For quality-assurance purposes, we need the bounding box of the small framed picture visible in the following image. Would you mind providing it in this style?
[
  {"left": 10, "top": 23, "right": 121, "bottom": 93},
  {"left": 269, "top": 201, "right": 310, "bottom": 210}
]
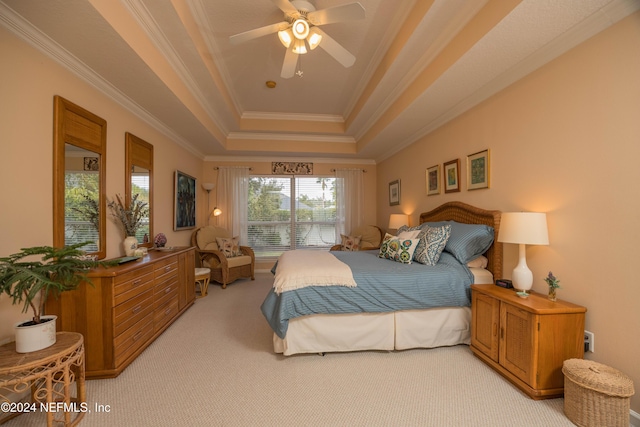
[
  {"left": 426, "top": 165, "right": 440, "bottom": 195},
  {"left": 83, "top": 157, "right": 99, "bottom": 171},
  {"left": 389, "top": 180, "right": 400, "bottom": 206},
  {"left": 467, "top": 149, "right": 490, "bottom": 190},
  {"left": 443, "top": 159, "right": 460, "bottom": 193},
  {"left": 174, "top": 170, "right": 196, "bottom": 230}
]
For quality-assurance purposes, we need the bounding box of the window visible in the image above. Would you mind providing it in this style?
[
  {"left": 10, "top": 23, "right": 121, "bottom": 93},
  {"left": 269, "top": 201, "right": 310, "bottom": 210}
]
[
  {"left": 248, "top": 176, "right": 337, "bottom": 258},
  {"left": 64, "top": 171, "right": 100, "bottom": 252}
]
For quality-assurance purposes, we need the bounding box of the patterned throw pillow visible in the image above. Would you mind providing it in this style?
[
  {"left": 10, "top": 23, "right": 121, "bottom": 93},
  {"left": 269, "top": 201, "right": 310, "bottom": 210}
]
[
  {"left": 215, "top": 236, "right": 243, "bottom": 258},
  {"left": 414, "top": 225, "right": 451, "bottom": 266},
  {"left": 397, "top": 224, "right": 451, "bottom": 265},
  {"left": 340, "top": 234, "right": 362, "bottom": 251},
  {"left": 378, "top": 236, "right": 420, "bottom": 264}
]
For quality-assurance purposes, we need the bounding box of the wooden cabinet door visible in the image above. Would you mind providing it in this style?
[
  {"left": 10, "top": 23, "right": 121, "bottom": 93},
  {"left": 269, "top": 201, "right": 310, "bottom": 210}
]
[
  {"left": 471, "top": 292, "right": 500, "bottom": 362},
  {"left": 500, "top": 303, "right": 536, "bottom": 386}
]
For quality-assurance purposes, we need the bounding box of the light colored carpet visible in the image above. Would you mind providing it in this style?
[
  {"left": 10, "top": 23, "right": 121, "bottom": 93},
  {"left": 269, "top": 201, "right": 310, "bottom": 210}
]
[{"left": 6, "top": 273, "right": 575, "bottom": 426}]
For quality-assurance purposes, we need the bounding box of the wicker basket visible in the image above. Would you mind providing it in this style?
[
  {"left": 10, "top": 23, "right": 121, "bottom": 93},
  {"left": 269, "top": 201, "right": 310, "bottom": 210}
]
[{"left": 562, "top": 359, "right": 635, "bottom": 427}]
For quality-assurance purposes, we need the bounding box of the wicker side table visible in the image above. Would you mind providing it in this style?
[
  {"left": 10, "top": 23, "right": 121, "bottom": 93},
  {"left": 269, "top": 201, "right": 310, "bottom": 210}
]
[{"left": 0, "top": 331, "right": 86, "bottom": 427}]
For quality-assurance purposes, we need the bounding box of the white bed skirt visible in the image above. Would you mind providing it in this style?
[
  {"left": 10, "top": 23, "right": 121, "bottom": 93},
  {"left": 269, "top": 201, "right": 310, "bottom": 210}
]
[
  {"left": 273, "top": 307, "right": 472, "bottom": 355},
  {"left": 272, "top": 268, "right": 492, "bottom": 356}
]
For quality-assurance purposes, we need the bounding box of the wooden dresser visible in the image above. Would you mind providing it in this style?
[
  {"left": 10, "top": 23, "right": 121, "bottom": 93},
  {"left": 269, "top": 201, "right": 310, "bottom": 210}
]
[
  {"left": 46, "top": 247, "right": 195, "bottom": 379},
  {"left": 470, "top": 284, "right": 586, "bottom": 399}
]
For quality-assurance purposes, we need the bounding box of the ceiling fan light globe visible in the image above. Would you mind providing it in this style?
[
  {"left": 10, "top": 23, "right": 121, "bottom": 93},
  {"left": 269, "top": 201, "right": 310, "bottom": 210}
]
[
  {"left": 292, "top": 19, "right": 309, "bottom": 40},
  {"left": 307, "top": 30, "right": 322, "bottom": 50},
  {"left": 292, "top": 38, "right": 307, "bottom": 54},
  {"left": 278, "top": 29, "right": 293, "bottom": 48}
]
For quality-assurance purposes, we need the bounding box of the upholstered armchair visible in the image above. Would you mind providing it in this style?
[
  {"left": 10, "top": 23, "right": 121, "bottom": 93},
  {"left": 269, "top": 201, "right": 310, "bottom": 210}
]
[
  {"left": 330, "top": 225, "right": 384, "bottom": 251},
  {"left": 191, "top": 226, "right": 255, "bottom": 289}
]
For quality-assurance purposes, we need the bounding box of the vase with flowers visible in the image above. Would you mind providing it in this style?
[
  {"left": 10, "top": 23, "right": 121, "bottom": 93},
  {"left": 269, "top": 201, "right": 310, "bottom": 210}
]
[
  {"left": 544, "top": 271, "right": 561, "bottom": 301},
  {"left": 108, "top": 194, "right": 149, "bottom": 256}
]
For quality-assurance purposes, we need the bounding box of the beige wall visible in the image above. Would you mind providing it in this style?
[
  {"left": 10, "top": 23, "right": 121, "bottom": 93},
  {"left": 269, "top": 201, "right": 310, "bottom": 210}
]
[
  {"left": 202, "top": 160, "right": 377, "bottom": 270},
  {"left": 0, "top": 28, "right": 203, "bottom": 342},
  {"left": 377, "top": 12, "right": 640, "bottom": 412}
]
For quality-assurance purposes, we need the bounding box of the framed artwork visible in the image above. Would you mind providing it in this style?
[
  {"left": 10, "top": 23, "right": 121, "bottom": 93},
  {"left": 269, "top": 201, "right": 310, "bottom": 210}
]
[
  {"left": 174, "top": 170, "right": 196, "bottom": 230},
  {"left": 426, "top": 165, "right": 440, "bottom": 195},
  {"left": 443, "top": 159, "right": 460, "bottom": 193},
  {"left": 467, "top": 149, "right": 490, "bottom": 190},
  {"left": 272, "top": 162, "right": 313, "bottom": 175},
  {"left": 83, "top": 157, "right": 99, "bottom": 171},
  {"left": 389, "top": 180, "right": 400, "bottom": 206}
]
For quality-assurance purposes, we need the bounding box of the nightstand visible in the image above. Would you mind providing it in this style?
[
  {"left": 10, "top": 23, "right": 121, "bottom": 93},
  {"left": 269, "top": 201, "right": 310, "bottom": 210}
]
[{"left": 470, "top": 284, "right": 586, "bottom": 399}]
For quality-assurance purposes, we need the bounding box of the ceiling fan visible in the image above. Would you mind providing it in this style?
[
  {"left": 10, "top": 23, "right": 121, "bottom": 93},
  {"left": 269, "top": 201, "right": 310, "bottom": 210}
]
[{"left": 229, "top": 0, "right": 365, "bottom": 78}]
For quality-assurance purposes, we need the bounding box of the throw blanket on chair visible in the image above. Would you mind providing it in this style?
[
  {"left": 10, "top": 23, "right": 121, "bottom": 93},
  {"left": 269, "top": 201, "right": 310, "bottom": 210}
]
[{"left": 273, "top": 250, "right": 357, "bottom": 294}]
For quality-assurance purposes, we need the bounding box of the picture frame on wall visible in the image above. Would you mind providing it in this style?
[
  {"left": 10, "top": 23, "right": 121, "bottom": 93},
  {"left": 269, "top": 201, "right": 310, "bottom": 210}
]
[
  {"left": 467, "top": 149, "right": 490, "bottom": 190},
  {"left": 389, "top": 180, "right": 400, "bottom": 206},
  {"left": 174, "top": 170, "right": 196, "bottom": 230},
  {"left": 443, "top": 159, "right": 461, "bottom": 193},
  {"left": 426, "top": 165, "right": 440, "bottom": 195}
]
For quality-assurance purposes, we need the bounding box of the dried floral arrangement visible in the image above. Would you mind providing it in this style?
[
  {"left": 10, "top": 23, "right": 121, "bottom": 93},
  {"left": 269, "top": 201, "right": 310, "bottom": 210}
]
[{"left": 107, "top": 193, "right": 149, "bottom": 237}]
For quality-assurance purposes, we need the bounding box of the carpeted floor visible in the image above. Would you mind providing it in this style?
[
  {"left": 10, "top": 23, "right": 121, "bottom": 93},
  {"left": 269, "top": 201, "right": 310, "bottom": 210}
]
[{"left": 5, "top": 273, "right": 575, "bottom": 426}]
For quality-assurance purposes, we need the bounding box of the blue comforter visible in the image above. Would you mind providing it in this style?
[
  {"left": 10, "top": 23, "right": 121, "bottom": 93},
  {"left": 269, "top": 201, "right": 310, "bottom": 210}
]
[{"left": 261, "top": 250, "right": 474, "bottom": 338}]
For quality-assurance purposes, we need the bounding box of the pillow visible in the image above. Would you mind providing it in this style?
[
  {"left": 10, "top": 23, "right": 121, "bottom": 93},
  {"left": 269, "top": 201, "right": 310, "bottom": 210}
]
[
  {"left": 396, "top": 224, "right": 450, "bottom": 265},
  {"left": 215, "top": 236, "right": 243, "bottom": 258},
  {"left": 467, "top": 255, "right": 488, "bottom": 269},
  {"left": 340, "top": 234, "right": 362, "bottom": 251},
  {"left": 397, "top": 229, "right": 421, "bottom": 239},
  {"left": 378, "top": 236, "right": 420, "bottom": 264},
  {"left": 414, "top": 225, "right": 451, "bottom": 266},
  {"left": 424, "top": 221, "right": 494, "bottom": 264}
]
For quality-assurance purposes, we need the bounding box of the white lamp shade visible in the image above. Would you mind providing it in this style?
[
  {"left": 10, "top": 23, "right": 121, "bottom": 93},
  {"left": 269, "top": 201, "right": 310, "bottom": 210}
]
[
  {"left": 212, "top": 207, "right": 222, "bottom": 217},
  {"left": 202, "top": 183, "right": 215, "bottom": 191},
  {"left": 498, "top": 212, "right": 549, "bottom": 245},
  {"left": 388, "top": 214, "right": 408, "bottom": 230}
]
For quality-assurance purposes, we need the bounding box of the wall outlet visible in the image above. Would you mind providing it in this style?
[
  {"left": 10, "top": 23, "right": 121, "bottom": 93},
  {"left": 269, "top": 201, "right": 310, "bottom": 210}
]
[{"left": 584, "top": 330, "right": 594, "bottom": 353}]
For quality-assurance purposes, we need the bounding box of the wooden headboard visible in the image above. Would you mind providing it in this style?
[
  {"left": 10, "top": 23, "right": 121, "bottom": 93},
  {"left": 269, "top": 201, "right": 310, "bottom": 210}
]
[{"left": 419, "top": 201, "right": 502, "bottom": 279}]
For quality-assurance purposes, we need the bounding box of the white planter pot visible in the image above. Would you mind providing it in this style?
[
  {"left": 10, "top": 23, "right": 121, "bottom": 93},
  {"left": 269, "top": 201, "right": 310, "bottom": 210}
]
[
  {"left": 123, "top": 236, "right": 138, "bottom": 256},
  {"left": 14, "top": 315, "right": 57, "bottom": 353}
]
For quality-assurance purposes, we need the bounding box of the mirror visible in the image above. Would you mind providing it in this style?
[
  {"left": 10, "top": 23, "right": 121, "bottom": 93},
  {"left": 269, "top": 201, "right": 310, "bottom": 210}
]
[
  {"left": 125, "top": 133, "right": 153, "bottom": 247},
  {"left": 54, "top": 96, "right": 107, "bottom": 259}
]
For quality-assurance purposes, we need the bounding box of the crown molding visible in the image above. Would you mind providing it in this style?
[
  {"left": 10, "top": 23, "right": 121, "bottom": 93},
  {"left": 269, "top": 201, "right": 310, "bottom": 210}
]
[
  {"left": 204, "top": 155, "right": 376, "bottom": 165},
  {"left": 0, "top": 2, "right": 206, "bottom": 159},
  {"left": 241, "top": 111, "right": 345, "bottom": 123},
  {"left": 227, "top": 132, "right": 355, "bottom": 143},
  {"left": 376, "top": 0, "right": 640, "bottom": 163}
]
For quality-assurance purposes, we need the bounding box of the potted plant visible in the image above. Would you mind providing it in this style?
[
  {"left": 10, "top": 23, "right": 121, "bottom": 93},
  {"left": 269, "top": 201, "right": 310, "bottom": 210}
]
[
  {"left": 0, "top": 242, "right": 114, "bottom": 352},
  {"left": 107, "top": 193, "right": 149, "bottom": 256}
]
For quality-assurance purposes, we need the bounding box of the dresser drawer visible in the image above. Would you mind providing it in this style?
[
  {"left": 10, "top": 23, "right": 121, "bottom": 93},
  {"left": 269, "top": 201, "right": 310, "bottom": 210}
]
[
  {"left": 114, "top": 267, "right": 154, "bottom": 305},
  {"left": 114, "top": 288, "right": 154, "bottom": 337},
  {"left": 154, "top": 299, "right": 179, "bottom": 333},
  {"left": 154, "top": 278, "right": 179, "bottom": 310},
  {"left": 114, "top": 313, "right": 153, "bottom": 366},
  {"left": 154, "top": 257, "right": 178, "bottom": 282}
]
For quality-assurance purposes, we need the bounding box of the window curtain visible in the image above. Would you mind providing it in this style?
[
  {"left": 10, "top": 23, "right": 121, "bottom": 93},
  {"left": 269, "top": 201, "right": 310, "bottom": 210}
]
[
  {"left": 335, "top": 168, "right": 364, "bottom": 243},
  {"left": 216, "top": 166, "right": 250, "bottom": 245}
]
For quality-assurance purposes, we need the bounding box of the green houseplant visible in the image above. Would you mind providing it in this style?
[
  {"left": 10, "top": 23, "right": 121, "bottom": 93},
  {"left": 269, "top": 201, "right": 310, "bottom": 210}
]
[{"left": 0, "top": 242, "right": 114, "bottom": 352}]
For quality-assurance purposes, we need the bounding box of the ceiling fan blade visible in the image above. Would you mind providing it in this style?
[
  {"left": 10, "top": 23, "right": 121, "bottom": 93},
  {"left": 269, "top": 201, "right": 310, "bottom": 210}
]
[
  {"left": 281, "top": 46, "right": 298, "bottom": 78},
  {"left": 307, "top": 2, "right": 365, "bottom": 26},
  {"left": 272, "top": 0, "right": 299, "bottom": 16},
  {"left": 314, "top": 28, "right": 355, "bottom": 68},
  {"left": 229, "top": 21, "right": 289, "bottom": 45}
]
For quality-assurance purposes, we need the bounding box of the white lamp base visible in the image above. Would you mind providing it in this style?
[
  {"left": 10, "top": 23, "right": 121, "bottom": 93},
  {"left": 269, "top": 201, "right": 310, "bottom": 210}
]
[{"left": 512, "top": 243, "right": 533, "bottom": 294}]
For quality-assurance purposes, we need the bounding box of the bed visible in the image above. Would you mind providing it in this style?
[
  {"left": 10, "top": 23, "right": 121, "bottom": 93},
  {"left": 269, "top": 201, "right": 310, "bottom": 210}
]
[{"left": 261, "top": 202, "right": 502, "bottom": 356}]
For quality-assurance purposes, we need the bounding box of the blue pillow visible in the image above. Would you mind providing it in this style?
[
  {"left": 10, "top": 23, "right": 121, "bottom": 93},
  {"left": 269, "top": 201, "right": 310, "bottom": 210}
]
[{"left": 423, "top": 221, "right": 494, "bottom": 264}]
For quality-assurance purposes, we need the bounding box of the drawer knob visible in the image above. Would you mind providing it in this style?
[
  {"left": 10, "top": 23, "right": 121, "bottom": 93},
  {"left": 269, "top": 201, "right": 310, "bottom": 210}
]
[
  {"left": 165, "top": 287, "right": 171, "bottom": 294},
  {"left": 132, "top": 305, "right": 142, "bottom": 314},
  {"left": 164, "top": 308, "right": 172, "bottom": 315},
  {"left": 133, "top": 331, "right": 144, "bottom": 341},
  {"left": 132, "top": 279, "right": 142, "bottom": 286}
]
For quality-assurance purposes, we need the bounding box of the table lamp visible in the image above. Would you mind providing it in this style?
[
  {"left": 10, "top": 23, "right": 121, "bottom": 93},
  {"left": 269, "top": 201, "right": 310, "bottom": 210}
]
[
  {"left": 388, "top": 214, "right": 409, "bottom": 231},
  {"left": 497, "top": 212, "right": 549, "bottom": 295}
]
